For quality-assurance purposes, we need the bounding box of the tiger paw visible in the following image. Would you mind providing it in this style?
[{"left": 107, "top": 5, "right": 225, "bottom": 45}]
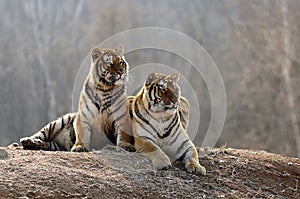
[
  {"left": 152, "top": 154, "right": 172, "bottom": 170},
  {"left": 117, "top": 141, "right": 136, "bottom": 152},
  {"left": 20, "top": 137, "right": 45, "bottom": 150},
  {"left": 185, "top": 161, "right": 206, "bottom": 175},
  {"left": 71, "top": 145, "right": 89, "bottom": 152}
]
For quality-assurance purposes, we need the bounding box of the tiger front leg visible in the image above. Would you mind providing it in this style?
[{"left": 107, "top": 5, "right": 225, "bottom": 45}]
[
  {"left": 182, "top": 142, "right": 206, "bottom": 175},
  {"left": 116, "top": 130, "right": 135, "bottom": 152},
  {"left": 135, "top": 136, "right": 171, "bottom": 170},
  {"left": 71, "top": 115, "right": 91, "bottom": 152},
  {"left": 116, "top": 118, "right": 135, "bottom": 152}
]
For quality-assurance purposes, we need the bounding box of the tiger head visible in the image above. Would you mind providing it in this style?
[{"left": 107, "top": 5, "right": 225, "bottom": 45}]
[
  {"left": 143, "top": 72, "right": 181, "bottom": 113},
  {"left": 91, "top": 45, "right": 128, "bottom": 86}
]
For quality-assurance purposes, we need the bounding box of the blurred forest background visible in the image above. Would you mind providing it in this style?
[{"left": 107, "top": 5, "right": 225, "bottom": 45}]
[{"left": 0, "top": 0, "right": 299, "bottom": 157}]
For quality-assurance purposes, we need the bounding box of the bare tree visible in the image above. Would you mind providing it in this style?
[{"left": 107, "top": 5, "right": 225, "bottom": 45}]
[
  {"left": 0, "top": 0, "right": 300, "bottom": 157},
  {"left": 280, "top": 0, "right": 300, "bottom": 157},
  {"left": 23, "top": 1, "right": 57, "bottom": 120}
]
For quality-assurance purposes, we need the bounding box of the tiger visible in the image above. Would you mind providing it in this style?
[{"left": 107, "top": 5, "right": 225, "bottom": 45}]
[
  {"left": 129, "top": 72, "right": 206, "bottom": 175},
  {"left": 20, "top": 113, "right": 76, "bottom": 151},
  {"left": 71, "top": 45, "right": 134, "bottom": 152},
  {"left": 20, "top": 45, "right": 135, "bottom": 152}
]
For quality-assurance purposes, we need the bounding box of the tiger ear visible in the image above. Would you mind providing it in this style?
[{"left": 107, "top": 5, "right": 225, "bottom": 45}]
[
  {"left": 91, "top": 48, "right": 103, "bottom": 62},
  {"left": 146, "top": 73, "right": 156, "bottom": 86},
  {"left": 114, "top": 45, "right": 124, "bottom": 54},
  {"left": 170, "top": 72, "right": 180, "bottom": 82}
]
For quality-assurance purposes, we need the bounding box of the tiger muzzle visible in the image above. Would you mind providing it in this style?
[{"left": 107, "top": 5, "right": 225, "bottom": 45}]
[{"left": 109, "top": 73, "right": 123, "bottom": 82}]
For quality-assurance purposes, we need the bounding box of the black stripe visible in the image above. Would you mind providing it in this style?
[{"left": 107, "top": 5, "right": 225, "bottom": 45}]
[
  {"left": 101, "top": 101, "right": 111, "bottom": 113},
  {"left": 109, "top": 98, "right": 126, "bottom": 116},
  {"left": 103, "top": 93, "right": 113, "bottom": 102},
  {"left": 53, "top": 142, "right": 63, "bottom": 151},
  {"left": 56, "top": 143, "right": 63, "bottom": 151},
  {"left": 52, "top": 142, "right": 59, "bottom": 151},
  {"left": 138, "top": 136, "right": 158, "bottom": 146},
  {"left": 177, "top": 146, "right": 193, "bottom": 161},
  {"left": 136, "top": 119, "right": 157, "bottom": 140},
  {"left": 111, "top": 120, "right": 116, "bottom": 129},
  {"left": 171, "top": 123, "right": 180, "bottom": 138},
  {"left": 82, "top": 120, "right": 92, "bottom": 132},
  {"left": 60, "top": 117, "right": 65, "bottom": 130},
  {"left": 81, "top": 110, "right": 88, "bottom": 118},
  {"left": 169, "top": 131, "right": 181, "bottom": 146},
  {"left": 101, "top": 93, "right": 116, "bottom": 113},
  {"left": 129, "top": 109, "right": 133, "bottom": 119},
  {"left": 105, "top": 130, "right": 117, "bottom": 145},
  {"left": 48, "top": 124, "right": 53, "bottom": 137},
  {"left": 70, "top": 115, "right": 76, "bottom": 124},
  {"left": 101, "top": 86, "right": 125, "bottom": 113},
  {"left": 103, "top": 85, "right": 125, "bottom": 101},
  {"left": 99, "top": 62, "right": 106, "bottom": 75},
  {"left": 144, "top": 102, "right": 159, "bottom": 122},
  {"left": 41, "top": 130, "right": 47, "bottom": 140},
  {"left": 179, "top": 111, "right": 185, "bottom": 122},
  {"left": 83, "top": 97, "right": 95, "bottom": 118},
  {"left": 153, "top": 86, "right": 159, "bottom": 99},
  {"left": 85, "top": 84, "right": 95, "bottom": 103},
  {"left": 52, "top": 122, "right": 56, "bottom": 134},
  {"left": 49, "top": 141, "right": 52, "bottom": 150},
  {"left": 148, "top": 102, "right": 152, "bottom": 110},
  {"left": 135, "top": 98, "right": 149, "bottom": 125},
  {"left": 85, "top": 84, "right": 101, "bottom": 111},
  {"left": 159, "top": 114, "right": 179, "bottom": 139},
  {"left": 148, "top": 84, "right": 154, "bottom": 101},
  {"left": 114, "top": 109, "right": 128, "bottom": 123},
  {"left": 103, "top": 94, "right": 112, "bottom": 103},
  {"left": 181, "top": 118, "right": 186, "bottom": 126},
  {"left": 162, "top": 114, "right": 173, "bottom": 123},
  {"left": 134, "top": 98, "right": 160, "bottom": 136},
  {"left": 68, "top": 115, "right": 71, "bottom": 123},
  {"left": 176, "top": 139, "right": 190, "bottom": 156},
  {"left": 70, "top": 128, "right": 76, "bottom": 144},
  {"left": 95, "top": 59, "right": 102, "bottom": 80},
  {"left": 104, "top": 120, "right": 117, "bottom": 144}
]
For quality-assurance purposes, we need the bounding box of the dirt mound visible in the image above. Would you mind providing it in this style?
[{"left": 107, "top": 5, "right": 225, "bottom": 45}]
[{"left": 0, "top": 146, "right": 299, "bottom": 198}]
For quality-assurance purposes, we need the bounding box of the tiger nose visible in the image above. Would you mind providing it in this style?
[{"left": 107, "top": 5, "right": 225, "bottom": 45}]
[
  {"left": 117, "top": 71, "right": 123, "bottom": 75},
  {"left": 110, "top": 73, "right": 119, "bottom": 80}
]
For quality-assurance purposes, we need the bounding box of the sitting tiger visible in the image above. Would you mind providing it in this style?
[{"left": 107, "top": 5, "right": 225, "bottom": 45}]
[
  {"left": 129, "top": 72, "right": 206, "bottom": 175},
  {"left": 20, "top": 45, "right": 134, "bottom": 152}
]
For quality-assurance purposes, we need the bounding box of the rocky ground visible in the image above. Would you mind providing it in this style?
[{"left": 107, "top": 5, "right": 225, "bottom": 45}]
[{"left": 0, "top": 145, "right": 299, "bottom": 198}]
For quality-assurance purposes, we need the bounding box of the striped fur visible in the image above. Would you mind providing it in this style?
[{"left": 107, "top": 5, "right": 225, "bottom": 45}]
[
  {"left": 71, "top": 45, "right": 134, "bottom": 152},
  {"left": 20, "top": 45, "right": 134, "bottom": 152},
  {"left": 130, "top": 72, "right": 206, "bottom": 175},
  {"left": 20, "top": 113, "right": 76, "bottom": 151}
]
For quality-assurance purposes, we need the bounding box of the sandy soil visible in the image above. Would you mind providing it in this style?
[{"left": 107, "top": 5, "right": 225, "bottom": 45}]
[{"left": 0, "top": 145, "right": 299, "bottom": 198}]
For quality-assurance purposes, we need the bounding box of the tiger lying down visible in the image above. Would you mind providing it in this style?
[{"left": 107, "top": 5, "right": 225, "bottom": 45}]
[
  {"left": 20, "top": 45, "right": 134, "bottom": 152},
  {"left": 129, "top": 72, "right": 206, "bottom": 175}
]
